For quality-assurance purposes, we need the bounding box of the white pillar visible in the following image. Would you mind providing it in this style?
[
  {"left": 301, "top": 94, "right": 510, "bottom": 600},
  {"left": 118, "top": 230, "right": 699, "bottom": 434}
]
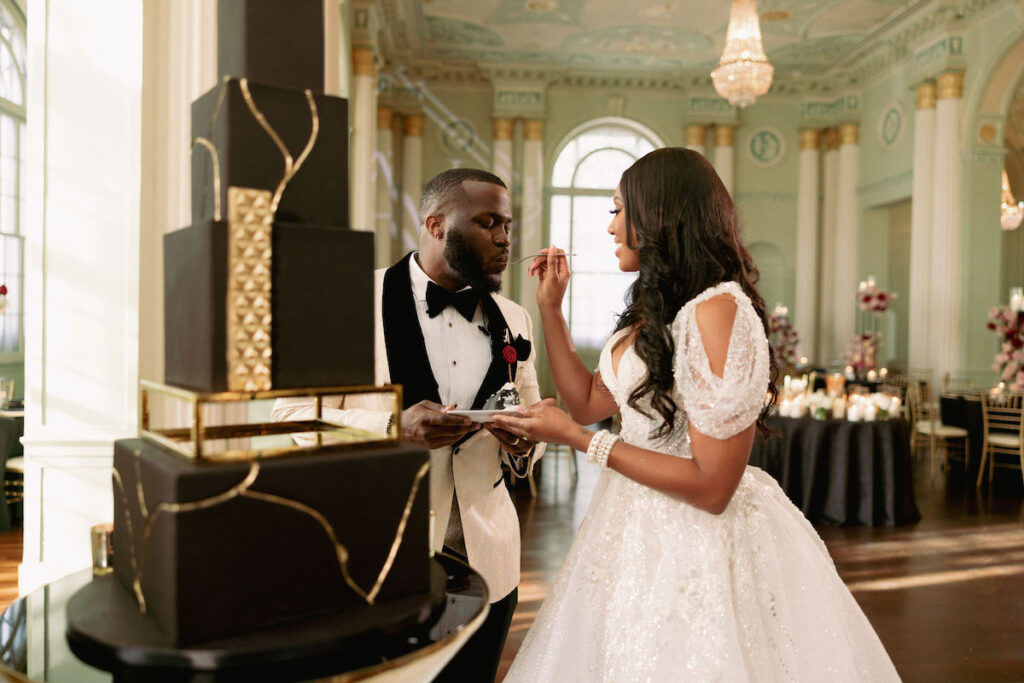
[
  {"left": 22, "top": 0, "right": 148, "bottom": 592},
  {"left": 832, "top": 124, "right": 860, "bottom": 360},
  {"left": 685, "top": 124, "right": 707, "bottom": 158},
  {"left": 795, "top": 129, "right": 821, "bottom": 360},
  {"left": 400, "top": 114, "right": 424, "bottom": 254},
  {"left": 520, "top": 120, "right": 545, "bottom": 314},
  {"left": 713, "top": 125, "right": 735, "bottom": 195},
  {"left": 908, "top": 82, "right": 936, "bottom": 376},
  {"left": 818, "top": 129, "right": 840, "bottom": 360},
  {"left": 492, "top": 118, "right": 514, "bottom": 187},
  {"left": 350, "top": 46, "right": 377, "bottom": 232},
  {"left": 374, "top": 105, "right": 396, "bottom": 268},
  {"left": 929, "top": 72, "right": 964, "bottom": 382}
]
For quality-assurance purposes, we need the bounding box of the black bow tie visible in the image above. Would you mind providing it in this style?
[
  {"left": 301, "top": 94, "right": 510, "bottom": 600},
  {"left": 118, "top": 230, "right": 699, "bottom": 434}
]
[{"left": 426, "top": 281, "right": 480, "bottom": 322}]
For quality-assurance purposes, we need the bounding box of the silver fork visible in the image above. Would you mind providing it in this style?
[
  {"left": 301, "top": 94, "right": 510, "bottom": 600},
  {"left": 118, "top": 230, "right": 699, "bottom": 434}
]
[{"left": 512, "top": 252, "right": 577, "bottom": 264}]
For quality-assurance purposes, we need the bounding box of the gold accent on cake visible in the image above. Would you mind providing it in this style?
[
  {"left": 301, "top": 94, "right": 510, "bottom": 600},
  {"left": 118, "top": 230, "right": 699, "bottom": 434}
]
[
  {"left": 238, "top": 78, "right": 321, "bottom": 216},
  {"left": 714, "top": 125, "right": 735, "bottom": 147},
  {"left": 226, "top": 187, "right": 274, "bottom": 393},
  {"left": 937, "top": 72, "right": 964, "bottom": 100},
  {"left": 378, "top": 106, "right": 393, "bottom": 130},
  {"left": 493, "top": 118, "right": 514, "bottom": 141},
  {"left": 799, "top": 129, "right": 821, "bottom": 150},
  {"left": 916, "top": 82, "right": 936, "bottom": 110},
  {"left": 839, "top": 123, "right": 859, "bottom": 145},
  {"left": 112, "top": 468, "right": 147, "bottom": 612},
  {"left": 139, "top": 381, "right": 403, "bottom": 461},
  {"left": 685, "top": 124, "right": 706, "bottom": 147},
  {"left": 404, "top": 114, "right": 424, "bottom": 137},
  {"left": 191, "top": 138, "right": 222, "bottom": 221},
  {"left": 119, "top": 454, "right": 429, "bottom": 613},
  {"left": 524, "top": 120, "right": 544, "bottom": 141}
]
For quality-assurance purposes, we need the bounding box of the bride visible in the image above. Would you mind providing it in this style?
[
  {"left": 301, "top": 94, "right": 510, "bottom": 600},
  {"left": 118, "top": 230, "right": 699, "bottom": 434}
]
[{"left": 491, "top": 148, "right": 899, "bottom": 681}]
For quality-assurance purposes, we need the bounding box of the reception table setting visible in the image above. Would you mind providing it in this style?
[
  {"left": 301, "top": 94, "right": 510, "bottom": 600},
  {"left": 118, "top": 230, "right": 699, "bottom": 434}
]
[{"left": 750, "top": 372, "right": 919, "bottom": 527}]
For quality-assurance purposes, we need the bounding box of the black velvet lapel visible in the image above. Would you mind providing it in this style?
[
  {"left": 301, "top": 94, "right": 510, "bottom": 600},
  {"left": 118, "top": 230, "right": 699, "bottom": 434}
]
[
  {"left": 470, "top": 293, "right": 516, "bottom": 410},
  {"left": 382, "top": 253, "right": 441, "bottom": 409}
]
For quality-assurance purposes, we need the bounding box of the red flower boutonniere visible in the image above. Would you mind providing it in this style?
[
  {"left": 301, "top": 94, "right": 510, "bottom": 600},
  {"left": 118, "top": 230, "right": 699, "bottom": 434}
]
[{"left": 502, "top": 345, "right": 517, "bottom": 364}]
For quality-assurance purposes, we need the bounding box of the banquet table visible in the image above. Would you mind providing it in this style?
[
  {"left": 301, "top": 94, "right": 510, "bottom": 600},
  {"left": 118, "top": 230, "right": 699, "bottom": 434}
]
[{"left": 749, "top": 415, "right": 919, "bottom": 526}]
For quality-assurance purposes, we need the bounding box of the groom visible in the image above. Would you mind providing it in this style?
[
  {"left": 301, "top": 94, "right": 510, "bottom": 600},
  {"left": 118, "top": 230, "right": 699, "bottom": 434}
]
[{"left": 272, "top": 168, "right": 544, "bottom": 682}]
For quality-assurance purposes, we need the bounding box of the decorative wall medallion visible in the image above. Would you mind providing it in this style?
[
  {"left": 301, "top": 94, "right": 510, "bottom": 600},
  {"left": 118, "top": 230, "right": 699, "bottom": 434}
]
[
  {"left": 440, "top": 119, "right": 476, "bottom": 153},
  {"left": 878, "top": 102, "right": 904, "bottom": 149},
  {"left": 979, "top": 123, "right": 997, "bottom": 142},
  {"left": 747, "top": 127, "right": 785, "bottom": 166}
]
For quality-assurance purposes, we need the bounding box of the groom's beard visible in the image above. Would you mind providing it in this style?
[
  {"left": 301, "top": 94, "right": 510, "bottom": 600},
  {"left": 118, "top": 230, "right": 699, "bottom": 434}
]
[{"left": 443, "top": 229, "right": 504, "bottom": 293}]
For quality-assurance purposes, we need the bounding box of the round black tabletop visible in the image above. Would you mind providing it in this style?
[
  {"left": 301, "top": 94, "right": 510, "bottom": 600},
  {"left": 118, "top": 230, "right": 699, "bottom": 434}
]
[{"left": 0, "top": 554, "right": 487, "bottom": 682}]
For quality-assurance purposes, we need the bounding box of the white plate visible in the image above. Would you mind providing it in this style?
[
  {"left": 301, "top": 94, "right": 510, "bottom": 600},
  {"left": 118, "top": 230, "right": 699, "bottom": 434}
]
[{"left": 446, "top": 408, "right": 520, "bottom": 423}]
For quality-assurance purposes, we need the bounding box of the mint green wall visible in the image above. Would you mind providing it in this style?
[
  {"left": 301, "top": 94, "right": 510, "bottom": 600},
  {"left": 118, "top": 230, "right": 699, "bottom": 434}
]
[{"left": 420, "top": 85, "right": 495, "bottom": 183}]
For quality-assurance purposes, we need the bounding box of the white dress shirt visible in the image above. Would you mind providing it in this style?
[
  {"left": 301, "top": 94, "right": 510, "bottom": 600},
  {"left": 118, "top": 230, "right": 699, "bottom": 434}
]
[{"left": 409, "top": 253, "right": 493, "bottom": 409}]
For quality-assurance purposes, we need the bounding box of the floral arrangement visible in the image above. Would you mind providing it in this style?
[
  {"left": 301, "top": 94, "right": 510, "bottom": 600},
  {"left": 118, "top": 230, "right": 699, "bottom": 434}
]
[
  {"left": 842, "top": 331, "right": 881, "bottom": 376},
  {"left": 768, "top": 305, "right": 800, "bottom": 368},
  {"left": 0, "top": 284, "right": 6, "bottom": 313},
  {"left": 858, "top": 280, "right": 896, "bottom": 313},
  {"left": 988, "top": 306, "right": 1024, "bottom": 390}
]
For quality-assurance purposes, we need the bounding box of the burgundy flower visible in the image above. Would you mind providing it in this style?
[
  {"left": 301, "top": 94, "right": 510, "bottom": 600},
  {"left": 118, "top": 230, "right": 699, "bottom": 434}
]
[
  {"left": 1012, "top": 337, "right": 1023, "bottom": 350},
  {"left": 988, "top": 322, "right": 997, "bottom": 330},
  {"left": 502, "top": 345, "right": 517, "bottom": 364}
]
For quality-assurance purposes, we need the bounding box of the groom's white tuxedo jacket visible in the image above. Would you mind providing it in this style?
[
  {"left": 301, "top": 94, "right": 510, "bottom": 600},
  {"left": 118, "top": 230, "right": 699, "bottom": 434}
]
[{"left": 272, "top": 253, "right": 544, "bottom": 602}]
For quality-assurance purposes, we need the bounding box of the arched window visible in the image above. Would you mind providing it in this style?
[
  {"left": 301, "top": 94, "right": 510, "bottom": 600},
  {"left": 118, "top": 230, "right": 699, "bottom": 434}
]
[
  {"left": 0, "top": 0, "right": 23, "bottom": 354},
  {"left": 549, "top": 118, "right": 662, "bottom": 350}
]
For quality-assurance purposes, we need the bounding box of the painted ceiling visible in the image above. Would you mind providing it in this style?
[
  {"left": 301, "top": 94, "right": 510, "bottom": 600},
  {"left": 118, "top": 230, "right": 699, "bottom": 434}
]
[{"left": 378, "top": 0, "right": 925, "bottom": 80}]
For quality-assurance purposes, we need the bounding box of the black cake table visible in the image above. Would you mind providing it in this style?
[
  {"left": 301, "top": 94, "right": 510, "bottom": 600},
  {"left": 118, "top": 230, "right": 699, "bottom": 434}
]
[{"left": 0, "top": 554, "right": 487, "bottom": 682}]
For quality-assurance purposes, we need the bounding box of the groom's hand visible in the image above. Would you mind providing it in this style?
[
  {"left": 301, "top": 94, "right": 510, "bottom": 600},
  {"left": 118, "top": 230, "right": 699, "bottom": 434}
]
[
  {"left": 484, "top": 423, "right": 536, "bottom": 456},
  {"left": 402, "top": 400, "right": 479, "bottom": 449}
]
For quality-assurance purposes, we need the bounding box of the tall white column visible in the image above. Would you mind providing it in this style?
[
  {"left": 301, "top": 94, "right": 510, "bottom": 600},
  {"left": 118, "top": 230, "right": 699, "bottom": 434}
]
[
  {"left": 795, "top": 129, "right": 821, "bottom": 360},
  {"left": 685, "top": 124, "right": 707, "bottom": 158},
  {"left": 929, "top": 72, "right": 964, "bottom": 382},
  {"left": 818, "top": 129, "right": 840, "bottom": 360},
  {"left": 832, "top": 124, "right": 860, "bottom": 359},
  {"left": 520, "top": 119, "right": 545, "bottom": 314},
  {"left": 492, "top": 118, "right": 514, "bottom": 187},
  {"left": 908, "top": 83, "right": 936, "bottom": 376},
  {"left": 374, "top": 106, "right": 396, "bottom": 268},
  {"left": 400, "top": 114, "right": 424, "bottom": 253},
  {"left": 350, "top": 46, "right": 377, "bottom": 232},
  {"left": 713, "top": 125, "right": 735, "bottom": 195},
  {"left": 493, "top": 118, "right": 515, "bottom": 298},
  {"left": 22, "top": 0, "right": 147, "bottom": 592}
]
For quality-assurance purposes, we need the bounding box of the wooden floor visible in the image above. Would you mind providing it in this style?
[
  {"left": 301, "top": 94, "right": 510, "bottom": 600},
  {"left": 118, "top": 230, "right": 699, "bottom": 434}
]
[
  {"left": 0, "top": 453, "right": 1020, "bottom": 681},
  {"left": 499, "top": 449, "right": 1024, "bottom": 682}
]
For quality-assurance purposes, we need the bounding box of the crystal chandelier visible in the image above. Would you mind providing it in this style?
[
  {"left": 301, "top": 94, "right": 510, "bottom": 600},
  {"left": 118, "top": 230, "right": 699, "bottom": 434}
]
[
  {"left": 711, "top": 0, "right": 774, "bottom": 108},
  {"left": 1002, "top": 169, "right": 1024, "bottom": 231}
]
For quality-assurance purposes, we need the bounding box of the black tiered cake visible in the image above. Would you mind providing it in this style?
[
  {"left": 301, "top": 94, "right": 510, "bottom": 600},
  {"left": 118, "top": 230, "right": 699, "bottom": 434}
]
[{"left": 66, "top": 0, "right": 439, "bottom": 663}]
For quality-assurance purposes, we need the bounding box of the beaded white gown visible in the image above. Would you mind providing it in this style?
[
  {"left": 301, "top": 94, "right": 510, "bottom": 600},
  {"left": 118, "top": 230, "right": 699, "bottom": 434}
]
[{"left": 505, "top": 282, "right": 900, "bottom": 682}]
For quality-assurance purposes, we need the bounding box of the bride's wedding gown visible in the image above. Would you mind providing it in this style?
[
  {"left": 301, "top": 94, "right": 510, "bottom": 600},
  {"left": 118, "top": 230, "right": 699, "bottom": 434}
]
[{"left": 506, "top": 282, "right": 899, "bottom": 682}]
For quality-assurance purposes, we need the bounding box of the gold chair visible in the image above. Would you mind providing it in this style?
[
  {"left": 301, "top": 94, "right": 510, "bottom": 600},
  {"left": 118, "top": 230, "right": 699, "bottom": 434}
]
[
  {"left": 3, "top": 455, "right": 23, "bottom": 504},
  {"left": 908, "top": 381, "right": 969, "bottom": 476},
  {"left": 977, "top": 392, "right": 1024, "bottom": 487}
]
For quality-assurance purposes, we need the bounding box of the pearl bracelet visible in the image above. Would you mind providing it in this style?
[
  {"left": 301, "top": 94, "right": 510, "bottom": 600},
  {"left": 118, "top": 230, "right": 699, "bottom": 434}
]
[{"left": 586, "top": 429, "right": 620, "bottom": 468}]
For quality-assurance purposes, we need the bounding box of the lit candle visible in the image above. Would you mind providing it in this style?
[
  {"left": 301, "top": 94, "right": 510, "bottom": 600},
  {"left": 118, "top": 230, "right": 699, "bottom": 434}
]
[
  {"left": 847, "top": 404, "right": 861, "bottom": 422},
  {"left": 879, "top": 367, "right": 888, "bottom": 378},
  {"left": 890, "top": 396, "right": 901, "bottom": 418},
  {"left": 864, "top": 403, "right": 878, "bottom": 422},
  {"left": 1011, "top": 290, "right": 1024, "bottom": 313},
  {"left": 832, "top": 397, "right": 846, "bottom": 419}
]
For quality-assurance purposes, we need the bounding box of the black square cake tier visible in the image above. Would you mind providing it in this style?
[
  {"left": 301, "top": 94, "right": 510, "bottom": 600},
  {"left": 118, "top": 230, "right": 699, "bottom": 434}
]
[
  {"left": 191, "top": 78, "right": 349, "bottom": 227},
  {"left": 163, "top": 220, "right": 374, "bottom": 392},
  {"left": 111, "top": 437, "right": 432, "bottom": 646}
]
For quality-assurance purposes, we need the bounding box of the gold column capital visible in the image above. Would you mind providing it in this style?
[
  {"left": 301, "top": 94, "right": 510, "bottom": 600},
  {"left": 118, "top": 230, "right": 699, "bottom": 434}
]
[
  {"left": 823, "top": 128, "right": 840, "bottom": 151},
  {"left": 403, "top": 114, "right": 424, "bottom": 137},
  {"left": 713, "top": 125, "right": 735, "bottom": 147},
  {"left": 352, "top": 46, "right": 377, "bottom": 77},
  {"left": 685, "top": 124, "right": 707, "bottom": 147},
  {"left": 799, "top": 129, "right": 821, "bottom": 150},
  {"left": 524, "top": 119, "right": 544, "bottom": 141},
  {"left": 915, "top": 82, "right": 936, "bottom": 110},
  {"left": 377, "top": 106, "right": 393, "bottom": 130},
  {"left": 493, "top": 118, "right": 514, "bottom": 141},
  {"left": 936, "top": 71, "right": 964, "bottom": 100},
  {"left": 839, "top": 123, "right": 859, "bottom": 146}
]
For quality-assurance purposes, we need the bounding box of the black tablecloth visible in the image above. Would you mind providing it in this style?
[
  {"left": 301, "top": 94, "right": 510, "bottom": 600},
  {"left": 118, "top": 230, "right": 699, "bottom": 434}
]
[
  {"left": 940, "top": 395, "right": 983, "bottom": 478},
  {"left": 0, "top": 415, "right": 22, "bottom": 532},
  {"left": 750, "top": 416, "right": 919, "bottom": 526}
]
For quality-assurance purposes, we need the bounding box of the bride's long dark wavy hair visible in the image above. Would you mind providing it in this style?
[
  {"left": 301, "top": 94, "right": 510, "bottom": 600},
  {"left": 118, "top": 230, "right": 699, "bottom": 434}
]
[{"left": 614, "top": 147, "right": 777, "bottom": 437}]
